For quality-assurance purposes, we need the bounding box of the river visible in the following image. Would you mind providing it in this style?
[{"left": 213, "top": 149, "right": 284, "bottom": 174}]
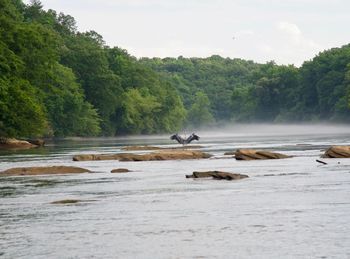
[{"left": 1, "top": 124, "right": 350, "bottom": 258}]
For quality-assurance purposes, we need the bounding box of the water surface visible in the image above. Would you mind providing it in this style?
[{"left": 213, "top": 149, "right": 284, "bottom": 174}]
[{"left": 1, "top": 125, "right": 350, "bottom": 258}]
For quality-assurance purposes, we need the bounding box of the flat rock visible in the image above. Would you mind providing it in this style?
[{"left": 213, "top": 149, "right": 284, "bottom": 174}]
[
  {"left": 121, "top": 145, "right": 202, "bottom": 151},
  {"left": 186, "top": 171, "right": 249, "bottom": 180},
  {"left": 234, "top": 149, "right": 291, "bottom": 160},
  {"left": 0, "top": 166, "right": 91, "bottom": 176},
  {"left": 111, "top": 168, "right": 131, "bottom": 173},
  {"left": 73, "top": 150, "right": 211, "bottom": 162},
  {"left": 322, "top": 146, "right": 350, "bottom": 158}
]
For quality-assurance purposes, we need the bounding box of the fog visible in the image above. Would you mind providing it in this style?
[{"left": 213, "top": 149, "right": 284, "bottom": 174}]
[{"left": 190, "top": 123, "right": 350, "bottom": 138}]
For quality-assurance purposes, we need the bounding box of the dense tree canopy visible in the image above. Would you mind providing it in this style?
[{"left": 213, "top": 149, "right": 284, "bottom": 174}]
[{"left": 0, "top": 0, "right": 349, "bottom": 139}]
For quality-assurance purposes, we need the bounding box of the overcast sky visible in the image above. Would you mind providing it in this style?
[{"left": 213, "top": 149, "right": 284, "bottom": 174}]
[{"left": 31, "top": 0, "right": 350, "bottom": 66}]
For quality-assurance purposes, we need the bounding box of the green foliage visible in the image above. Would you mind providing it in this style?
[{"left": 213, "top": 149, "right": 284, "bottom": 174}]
[
  {"left": 186, "top": 91, "right": 214, "bottom": 128},
  {"left": 1, "top": 0, "right": 349, "bottom": 139},
  {"left": 0, "top": 77, "right": 47, "bottom": 137},
  {"left": 44, "top": 63, "right": 101, "bottom": 136}
]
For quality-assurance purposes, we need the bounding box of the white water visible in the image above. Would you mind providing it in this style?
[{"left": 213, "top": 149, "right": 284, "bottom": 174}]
[{"left": 1, "top": 125, "right": 350, "bottom": 258}]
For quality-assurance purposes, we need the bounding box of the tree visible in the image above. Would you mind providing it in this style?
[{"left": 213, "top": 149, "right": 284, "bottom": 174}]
[{"left": 186, "top": 91, "right": 214, "bottom": 128}]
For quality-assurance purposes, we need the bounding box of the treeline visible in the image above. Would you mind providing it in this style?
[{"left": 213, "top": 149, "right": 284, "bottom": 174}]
[
  {"left": 1, "top": 0, "right": 350, "bottom": 139},
  {"left": 0, "top": 0, "right": 185, "bottom": 138},
  {"left": 141, "top": 46, "right": 350, "bottom": 124}
]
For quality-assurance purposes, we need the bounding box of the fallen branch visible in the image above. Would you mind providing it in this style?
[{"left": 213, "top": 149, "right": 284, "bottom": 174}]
[{"left": 316, "top": 159, "right": 327, "bottom": 165}]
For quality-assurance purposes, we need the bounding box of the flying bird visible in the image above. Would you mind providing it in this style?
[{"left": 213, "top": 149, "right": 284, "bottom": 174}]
[{"left": 170, "top": 133, "right": 200, "bottom": 145}]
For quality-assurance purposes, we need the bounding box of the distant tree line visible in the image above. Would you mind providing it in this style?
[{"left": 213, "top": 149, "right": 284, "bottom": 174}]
[
  {"left": 140, "top": 47, "right": 350, "bottom": 125},
  {"left": 0, "top": 0, "right": 349, "bottom": 138}
]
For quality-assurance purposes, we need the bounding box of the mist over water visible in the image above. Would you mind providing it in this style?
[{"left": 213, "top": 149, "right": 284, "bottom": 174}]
[
  {"left": 1, "top": 124, "right": 350, "bottom": 258},
  {"left": 196, "top": 123, "right": 350, "bottom": 137}
]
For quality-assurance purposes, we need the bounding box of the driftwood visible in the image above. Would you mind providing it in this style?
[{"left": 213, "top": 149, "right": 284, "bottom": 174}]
[{"left": 316, "top": 159, "right": 327, "bottom": 165}]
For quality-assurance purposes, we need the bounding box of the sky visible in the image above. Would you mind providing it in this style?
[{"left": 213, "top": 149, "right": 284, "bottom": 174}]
[{"left": 30, "top": 0, "right": 350, "bottom": 66}]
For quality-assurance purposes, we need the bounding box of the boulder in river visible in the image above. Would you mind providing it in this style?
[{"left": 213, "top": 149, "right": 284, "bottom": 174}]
[
  {"left": 0, "top": 138, "right": 37, "bottom": 149},
  {"left": 186, "top": 171, "right": 249, "bottom": 180},
  {"left": 73, "top": 150, "right": 211, "bottom": 162},
  {"left": 234, "top": 149, "right": 291, "bottom": 160},
  {"left": 322, "top": 146, "right": 350, "bottom": 158},
  {"left": 26, "top": 139, "right": 45, "bottom": 147},
  {"left": 0, "top": 166, "right": 91, "bottom": 176}
]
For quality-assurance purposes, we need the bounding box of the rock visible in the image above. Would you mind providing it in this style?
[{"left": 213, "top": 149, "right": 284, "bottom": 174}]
[
  {"left": 0, "top": 138, "right": 37, "bottom": 149},
  {"left": 186, "top": 171, "right": 249, "bottom": 180},
  {"left": 50, "top": 199, "right": 96, "bottom": 204},
  {"left": 322, "top": 146, "right": 350, "bottom": 158},
  {"left": 224, "top": 151, "right": 235, "bottom": 155},
  {"left": 27, "top": 139, "right": 45, "bottom": 147},
  {"left": 234, "top": 149, "right": 291, "bottom": 160},
  {"left": 121, "top": 145, "right": 202, "bottom": 151},
  {"left": 111, "top": 168, "right": 131, "bottom": 173},
  {"left": 51, "top": 199, "right": 82, "bottom": 204},
  {"left": 73, "top": 150, "right": 211, "bottom": 162},
  {"left": 0, "top": 166, "right": 91, "bottom": 176}
]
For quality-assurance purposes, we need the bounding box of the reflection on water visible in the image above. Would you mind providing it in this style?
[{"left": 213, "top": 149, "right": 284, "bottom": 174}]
[{"left": 1, "top": 125, "right": 350, "bottom": 258}]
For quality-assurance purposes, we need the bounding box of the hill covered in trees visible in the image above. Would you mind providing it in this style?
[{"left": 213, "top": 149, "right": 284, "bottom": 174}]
[
  {"left": 140, "top": 46, "right": 350, "bottom": 124},
  {"left": 1, "top": 0, "right": 350, "bottom": 139}
]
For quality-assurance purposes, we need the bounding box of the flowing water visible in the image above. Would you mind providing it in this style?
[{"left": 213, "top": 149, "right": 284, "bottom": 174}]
[{"left": 1, "top": 125, "right": 350, "bottom": 258}]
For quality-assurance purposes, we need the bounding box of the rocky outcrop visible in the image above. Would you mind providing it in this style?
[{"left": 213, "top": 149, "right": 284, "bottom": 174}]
[
  {"left": 186, "top": 171, "right": 249, "bottom": 180},
  {"left": 322, "top": 146, "right": 350, "bottom": 158},
  {"left": 0, "top": 138, "right": 36, "bottom": 149},
  {"left": 0, "top": 166, "right": 91, "bottom": 176},
  {"left": 234, "top": 149, "right": 291, "bottom": 160},
  {"left": 111, "top": 168, "right": 131, "bottom": 173},
  {"left": 73, "top": 150, "right": 211, "bottom": 162}
]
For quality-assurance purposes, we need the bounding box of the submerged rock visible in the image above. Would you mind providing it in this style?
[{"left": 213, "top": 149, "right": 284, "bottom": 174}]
[
  {"left": 0, "top": 138, "right": 37, "bottom": 149},
  {"left": 234, "top": 149, "right": 291, "bottom": 160},
  {"left": 50, "top": 199, "right": 96, "bottom": 204},
  {"left": 0, "top": 166, "right": 91, "bottom": 176},
  {"left": 111, "top": 168, "right": 131, "bottom": 173},
  {"left": 73, "top": 150, "right": 211, "bottom": 162},
  {"left": 186, "top": 171, "right": 249, "bottom": 180},
  {"left": 51, "top": 199, "right": 82, "bottom": 204},
  {"left": 322, "top": 146, "right": 350, "bottom": 158}
]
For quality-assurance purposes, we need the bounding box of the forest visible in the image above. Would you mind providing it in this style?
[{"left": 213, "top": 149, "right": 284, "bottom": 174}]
[{"left": 1, "top": 0, "right": 350, "bottom": 138}]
